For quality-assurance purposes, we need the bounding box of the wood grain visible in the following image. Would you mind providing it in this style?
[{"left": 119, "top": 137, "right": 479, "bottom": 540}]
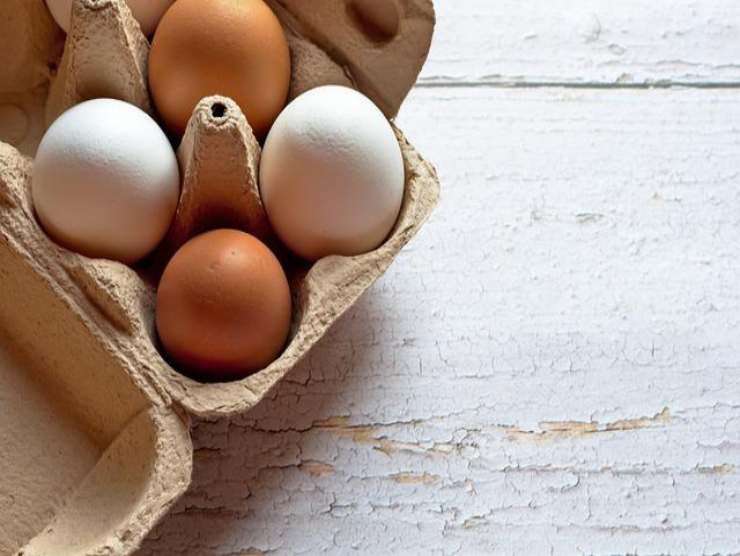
[
  {"left": 140, "top": 87, "right": 740, "bottom": 555},
  {"left": 422, "top": 0, "right": 740, "bottom": 86}
]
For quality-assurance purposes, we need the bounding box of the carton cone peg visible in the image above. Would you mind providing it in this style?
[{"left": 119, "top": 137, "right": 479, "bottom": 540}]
[
  {"left": 45, "top": 0, "right": 151, "bottom": 125},
  {"left": 163, "top": 96, "right": 271, "bottom": 257}
]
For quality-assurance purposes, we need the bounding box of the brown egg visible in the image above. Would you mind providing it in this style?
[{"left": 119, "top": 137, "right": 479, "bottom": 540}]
[
  {"left": 156, "top": 229, "right": 292, "bottom": 380},
  {"left": 148, "top": 0, "right": 291, "bottom": 138}
]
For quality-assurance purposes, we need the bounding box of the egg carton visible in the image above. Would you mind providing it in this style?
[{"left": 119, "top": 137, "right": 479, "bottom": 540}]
[{"left": 0, "top": 0, "right": 439, "bottom": 554}]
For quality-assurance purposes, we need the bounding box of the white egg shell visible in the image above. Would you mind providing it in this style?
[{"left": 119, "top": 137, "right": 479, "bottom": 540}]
[
  {"left": 46, "top": 0, "right": 173, "bottom": 35},
  {"left": 259, "top": 85, "right": 405, "bottom": 261},
  {"left": 32, "top": 98, "right": 180, "bottom": 263}
]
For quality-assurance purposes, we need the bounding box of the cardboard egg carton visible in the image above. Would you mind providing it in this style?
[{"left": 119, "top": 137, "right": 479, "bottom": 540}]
[{"left": 0, "top": 0, "right": 438, "bottom": 553}]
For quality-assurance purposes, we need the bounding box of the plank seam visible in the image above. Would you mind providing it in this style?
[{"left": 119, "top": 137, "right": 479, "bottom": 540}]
[{"left": 416, "top": 80, "right": 740, "bottom": 90}]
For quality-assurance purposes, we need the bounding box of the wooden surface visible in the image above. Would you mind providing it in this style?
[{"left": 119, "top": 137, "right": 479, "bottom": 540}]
[{"left": 141, "top": 2, "right": 740, "bottom": 554}]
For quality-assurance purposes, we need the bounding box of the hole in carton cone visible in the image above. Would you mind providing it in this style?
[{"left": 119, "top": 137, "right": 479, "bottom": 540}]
[{"left": 211, "top": 102, "right": 227, "bottom": 119}]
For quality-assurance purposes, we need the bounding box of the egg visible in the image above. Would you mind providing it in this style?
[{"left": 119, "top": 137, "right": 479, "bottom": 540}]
[
  {"left": 156, "top": 229, "right": 292, "bottom": 379},
  {"left": 46, "top": 0, "right": 174, "bottom": 36},
  {"left": 259, "top": 86, "right": 405, "bottom": 261},
  {"left": 148, "top": 0, "right": 290, "bottom": 138},
  {"left": 32, "top": 98, "right": 179, "bottom": 263}
]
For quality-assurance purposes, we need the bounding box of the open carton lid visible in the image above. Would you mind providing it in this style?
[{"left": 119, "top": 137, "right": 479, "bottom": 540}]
[{"left": 0, "top": 142, "right": 192, "bottom": 555}]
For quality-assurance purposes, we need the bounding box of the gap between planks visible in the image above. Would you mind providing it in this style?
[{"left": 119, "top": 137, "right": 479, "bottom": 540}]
[{"left": 416, "top": 79, "right": 740, "bottom": 90}]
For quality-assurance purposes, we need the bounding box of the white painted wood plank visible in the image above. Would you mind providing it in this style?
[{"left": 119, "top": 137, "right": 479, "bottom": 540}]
[
  {"left": 421, "top": 0, "right": 740, "bottom": 86},
  {"left": 140, "top": 87, "right": 740, "bottom": 555}
]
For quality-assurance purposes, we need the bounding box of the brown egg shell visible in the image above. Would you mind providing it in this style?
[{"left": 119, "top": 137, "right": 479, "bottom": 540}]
[
  {"left": 148, "top": 0, "right": 291, "bottom": 138},
  {"left": 156, "top": 229, "right": 293, "bottom": 380}
]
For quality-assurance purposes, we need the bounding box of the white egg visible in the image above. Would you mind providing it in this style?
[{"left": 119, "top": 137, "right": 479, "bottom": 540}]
[
  {"left": 46, "top": 0, "right": 174, "bottom": 36},
  {"left": 32, "top": 98, "right": 180, "bottom": 263},
  {"left": 259, "top": 86, "right": 405, "bottom": 261}
]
